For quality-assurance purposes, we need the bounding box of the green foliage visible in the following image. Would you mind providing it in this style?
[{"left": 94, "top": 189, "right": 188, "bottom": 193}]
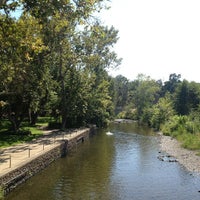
[
  {"left": 36, "top": 117, "right": 52, "bottom": 127},
  {"left": 162, "top": 73, "right": 181, "bottom": 94},
  {"left": 177, "top": 133, "right": 200, "bottom": 150},
  {"left": 149, "top": 94, "right": 175, "bottom": 130},
  {"left": 173, "top": 80, "right": 200, "bottom": 116},
  {"left": 117, "top": 108, "right": 137, "bottom": 120},
  {"left": 86, "top": 78, "right": 114, "bottom": 127},
  {"left": 0, "top": 12, "right": 52, "bottom": 132},
  {"left": 0, "top": 117, "right": 51, "bottom": 147},
  {"left": 111, "top": 72, "right": 200, "bottom": 151},
  {"left": 132, "top": 74, "right": 161, "bottom": 120},
  {"left": 0, "top": 0, "right": 120, "bottom": 133},
  {"left": 174, "top": 80, "right": 190, "bottom": 115},
  {"left": 161, "top": 114, "right": 200, "bottom": 150},
  {"left": 161, "top": 115, "right": 188, "bottom": 137},
  {"left": 113, "top": 75, "right": 129, "bottom": 114},
  {"left": 0, "top": 130, "right": 40, "bottom": 148}
]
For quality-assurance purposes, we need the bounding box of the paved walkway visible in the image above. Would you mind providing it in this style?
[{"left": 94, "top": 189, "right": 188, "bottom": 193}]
[{"left": 0, "top": 128, "right": 85, "bottom": 177}]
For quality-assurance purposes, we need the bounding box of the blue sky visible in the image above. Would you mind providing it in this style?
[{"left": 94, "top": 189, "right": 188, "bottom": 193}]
[{"left": 99, "top": 0, "right": 200, "bottom": 82}]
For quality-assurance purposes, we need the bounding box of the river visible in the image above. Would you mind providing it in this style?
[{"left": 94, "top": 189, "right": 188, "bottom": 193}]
[{"left": 5, "top": 122, "right": 200, "bottom": 200}]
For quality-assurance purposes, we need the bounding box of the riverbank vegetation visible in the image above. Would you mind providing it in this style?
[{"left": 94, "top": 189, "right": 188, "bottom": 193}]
[
  {"left": 1, "top": 2, "right": 200, "bottom": 151},
  {"left": 114, "top": 73, "right": 200, "bottom": 150}
]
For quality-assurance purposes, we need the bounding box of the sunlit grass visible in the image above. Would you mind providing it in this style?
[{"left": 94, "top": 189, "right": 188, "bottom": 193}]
[
  {"left": 0, "top": 117, "right": 53, "bottom": 148},
  {"left": 177, "top": 133, "right": 200, "bottom": 151},
  {"left": 0, "top": 132, "right": 40, "bottom": 148},
  {"left": 36, "top": 117, "right": 52, "bottom": 127}
]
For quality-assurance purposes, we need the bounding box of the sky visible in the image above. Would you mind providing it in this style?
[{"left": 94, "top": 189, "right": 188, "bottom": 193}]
[{"left": 99, "top": 0, "right": 200, "bottom": 82}]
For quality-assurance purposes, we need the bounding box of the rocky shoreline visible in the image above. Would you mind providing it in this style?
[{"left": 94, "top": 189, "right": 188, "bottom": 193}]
[{"left": 159, "top": 134, "right": 200, "bottom": 173}]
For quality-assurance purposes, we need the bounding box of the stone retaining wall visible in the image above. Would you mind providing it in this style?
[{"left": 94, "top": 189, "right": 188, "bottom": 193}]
[{"left": 0, "top": 128, "right": 94, "bottom": 196}]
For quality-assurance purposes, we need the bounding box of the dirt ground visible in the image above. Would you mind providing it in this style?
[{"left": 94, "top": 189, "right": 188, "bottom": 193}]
[{"left": 160, "top": 134, "right": 200, "bottom": 173}]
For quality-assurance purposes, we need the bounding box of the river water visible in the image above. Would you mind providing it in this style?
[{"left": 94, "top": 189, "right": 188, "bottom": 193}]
[{"left": 5, "top": 122, "right": 200, "bottom": 200}]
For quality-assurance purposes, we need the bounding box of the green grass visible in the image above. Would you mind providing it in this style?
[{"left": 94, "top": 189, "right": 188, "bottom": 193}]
[
  {"left": 0, "top": 117, "right": 53, "bottom": 148},
  {"left": 177, "top": 133, "right": 200, "bottom": 150},
  {"left": 0, "top": 129, "right": 42, "bottom": 148},
  {"left": 36, "top": 117, "right": 52, "bottom": 127},
  {"left": 161, "top": 115, "right": 200, "bottom": 151}
]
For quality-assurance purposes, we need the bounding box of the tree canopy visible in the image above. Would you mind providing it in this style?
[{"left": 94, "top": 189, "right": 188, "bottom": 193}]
[{"left": 0, "top": 0, "right": 121, "bottom": 132}]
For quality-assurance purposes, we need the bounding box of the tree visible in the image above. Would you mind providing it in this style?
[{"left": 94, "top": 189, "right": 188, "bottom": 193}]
[
  {"left": 18, "top": 14, "right": 52, "bottom": 125},
  {"left": 174, "top": 80, "right": 200, "bottom": 115},
  {"left": 113, "top": 75, "right": 129, "bottom": 114},
  {"left": 162, "top": 73, "right": 181, "bottom": 94},
  {"left": 149, "top": 93, "right": 175, "bottom": 130},
  {"left": 0, "top": 13, "right": 50, "bottom": 132},
  {"left": 80, "top": 24, "right": 121, "bottom": 126},
  {"left": 174, "top": 80, "right": 190, "bottom": 115},
  {"left": 132, "top": 74, "right": 161, "bottom": 121},
  {"left": 0, "top": 14, "right": 30, "bottom": 132},
  {"left": 0, "top": 0, "right": 121, "bottom": 131}
]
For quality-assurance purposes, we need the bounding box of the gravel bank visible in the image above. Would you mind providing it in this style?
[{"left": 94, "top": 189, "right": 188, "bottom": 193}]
[{"left": 160, "top": 134, "right": 200, "bottom": 173}]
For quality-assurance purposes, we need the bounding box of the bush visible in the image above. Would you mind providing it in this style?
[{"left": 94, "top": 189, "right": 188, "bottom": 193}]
[
  {"left": 177, "top": 133, "right": 200, "bottom": 150},
  {"left": 117, "top": 109, "right": 137, "bottom": 120},
  {"left": 162, "top": 115, "right": 200, "bottom": 150},
  {"left": 161, "top": 115, "right": 188, "bottom": 136}
]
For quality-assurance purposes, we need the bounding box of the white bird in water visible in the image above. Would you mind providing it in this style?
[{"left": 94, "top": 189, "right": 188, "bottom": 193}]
[{"left": 106, "top": 131, "right": 113, "bottom": 136}]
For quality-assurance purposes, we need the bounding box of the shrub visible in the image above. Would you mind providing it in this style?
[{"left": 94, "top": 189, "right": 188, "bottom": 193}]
[
  {"left": 177, "top": 133, "right": 200, "bottom": 150},
  {"left": 161, "top": 115, "right": 189, "bottom": 137}
]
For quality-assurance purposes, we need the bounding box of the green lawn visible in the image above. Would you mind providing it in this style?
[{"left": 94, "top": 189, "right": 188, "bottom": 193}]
[{"left": 0, "top": 117, "right": 52, "bottom": 148}]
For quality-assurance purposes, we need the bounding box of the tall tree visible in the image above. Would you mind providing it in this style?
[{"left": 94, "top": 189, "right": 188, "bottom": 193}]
[
  {"left": 0, "top": 13, "right": 50, "bottom": 131},
  {"left": 162, "top": 73, "right": 181, "bottom": 94},
  {"left": 149, "top": 93, "right": 175, "bottom": 130},
  {"left": 174, "top": 80, "right": 200, "bottom": 115},
  {"left": 174, "top": 80, "right": 190, "bottom": 115},
  {"left": 0, "top": 14, "right": 29, "bottom": 132},
  {"left": 132, "top": 74, "right": 161, "bottom": 121},
  {"left": 80, "top": 24, "right": 121, "bottom": 126},
  {"left": 113, "top": 75, "right": 129, "bottom": 114}
]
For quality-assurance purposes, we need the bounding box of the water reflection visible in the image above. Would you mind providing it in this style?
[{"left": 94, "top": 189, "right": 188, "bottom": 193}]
[{"left": 5, "top": 122, "right": 200, "bottom": 200}]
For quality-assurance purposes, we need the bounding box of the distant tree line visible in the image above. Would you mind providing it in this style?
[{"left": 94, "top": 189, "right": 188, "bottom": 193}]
[
  {"left": 114, "top": 73, "right": 200, "bottom": 149},
  {"left": 0, "top": 0, "right": 121, "bottom": 133}
]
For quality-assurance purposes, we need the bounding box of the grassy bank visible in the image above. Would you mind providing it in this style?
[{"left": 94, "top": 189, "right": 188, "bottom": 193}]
[
  {"left": 176, "top": 133, "right": 200, "bottom": 150},
  {"left": 0, "top": 117, "right": 52, "bottom": 148},
  {"left": 162, "top": 115, "right": 200, "bottom": 151}
]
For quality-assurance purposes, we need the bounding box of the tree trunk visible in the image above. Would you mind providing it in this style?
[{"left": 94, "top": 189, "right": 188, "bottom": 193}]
[
  {"left": 59, "top": 39, "right": 67, "bottom": 130},
  {"left": 9, "top": 115, "right": 21, "bottom": 133},
  {"left": 30, "top": 111, "right": 38, "bottom": 125}
]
